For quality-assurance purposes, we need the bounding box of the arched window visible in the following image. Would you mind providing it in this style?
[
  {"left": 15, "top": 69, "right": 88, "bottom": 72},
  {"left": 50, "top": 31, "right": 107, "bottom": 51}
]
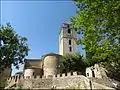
[
  {"left": 68, "top": 29, "right": 71, "bottom": 34},
  {"left": 69, "top": 40, "right": 71, "bottom": 45}
]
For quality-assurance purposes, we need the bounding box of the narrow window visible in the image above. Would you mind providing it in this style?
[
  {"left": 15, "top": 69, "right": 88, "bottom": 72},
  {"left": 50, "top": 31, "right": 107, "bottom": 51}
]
[
  {"left": 92, "top": 71, "right": 95, "bottom": 77},
  {"left": 69, "top": 47, "right": 72, "bottom": 52},
  {"left": 69, "top": 40, "right": 71, "bottom": 45},
  {"left": 33, "top": 72, "right": 34, "bottom": 76},
  {"left": 68, "top": 29, "right": 71, "bottom": 34}
]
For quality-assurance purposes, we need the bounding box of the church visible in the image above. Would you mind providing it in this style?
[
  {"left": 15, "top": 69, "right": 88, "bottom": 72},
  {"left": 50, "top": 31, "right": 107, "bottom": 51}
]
[{"left": 22, "top": 22, "right": 78, "bottom": 79}]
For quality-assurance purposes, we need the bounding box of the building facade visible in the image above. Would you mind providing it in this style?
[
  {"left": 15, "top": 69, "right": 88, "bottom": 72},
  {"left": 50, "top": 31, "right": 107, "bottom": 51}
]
[{"left": 23, "top": 53, "right": 61, "bottom": 79}]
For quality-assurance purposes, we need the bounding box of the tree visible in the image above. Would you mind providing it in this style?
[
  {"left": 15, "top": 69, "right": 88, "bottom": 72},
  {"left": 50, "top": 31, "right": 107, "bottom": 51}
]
[
  {"left": 0, "top": 23, "right": 29, "bottom": 72},
  {"left": 60, "top": 53, "right": 87, "bottom": 74},
  {"left": 70, "top": 0, "right": 120, "bottom": 80}
]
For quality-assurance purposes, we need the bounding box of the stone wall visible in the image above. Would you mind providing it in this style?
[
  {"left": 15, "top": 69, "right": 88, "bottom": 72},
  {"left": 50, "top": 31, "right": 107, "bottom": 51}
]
[
  {"left": 23, "top": 77, "right": 52, "bottom": 89},
  {"left": 52, "top": 73, "right": 90, "bottom": 89},
  {"left": 43, "top": 53, "right": 60, "bottom": 77},
  {"left": 24, "top": 68, "right": 43, "bottom": 79},
  {"left": 86, "top": 64, "right": 107, "bottom": 79},
  {"left": 6, "top": 71, "right": 115, "bottom": 89},
  {"left": 21, "top": 72, "right": 90, "bottom": 89}
]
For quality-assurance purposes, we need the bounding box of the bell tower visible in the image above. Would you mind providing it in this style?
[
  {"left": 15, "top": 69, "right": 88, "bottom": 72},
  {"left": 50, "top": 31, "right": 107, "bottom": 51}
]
[{"left": 59, "top": 22, "right": 78, "bottom": 55}]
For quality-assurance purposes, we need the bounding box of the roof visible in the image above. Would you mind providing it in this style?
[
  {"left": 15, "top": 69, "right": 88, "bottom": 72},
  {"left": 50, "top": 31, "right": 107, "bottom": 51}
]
[
  {"left": 24, "top": 59, "right": 43, "bottom": 70},
  {"left": 42, "top": 53, "right": 61, "bottom": 60},
  {"left": 24, "top": 58, "right": 41, "bottom": 61}
]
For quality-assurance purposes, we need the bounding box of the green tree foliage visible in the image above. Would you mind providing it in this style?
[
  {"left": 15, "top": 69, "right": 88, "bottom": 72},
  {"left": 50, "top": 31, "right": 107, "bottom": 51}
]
[
  {"left": 60, "top": 53, "right": 87, "bottom": 74},
  {"left": 71, "top": 0, "right": 120, "bottom": 80},
  {"left": 0, "top": 23, "right": 29, "bottom": 72}
]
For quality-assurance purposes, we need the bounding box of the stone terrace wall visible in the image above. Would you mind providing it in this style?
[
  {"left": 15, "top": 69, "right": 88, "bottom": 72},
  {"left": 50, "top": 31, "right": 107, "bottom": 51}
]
[
  {"left": 52, "top": 73, "right": 91, "bottom": 89},
  {"left": 22, "top": 72, "right": 91, "bottom": 89},
  {"left": 6, "top": 71, "right": 115, "bottom": 89},
  {"left": 23, "top": 77, "right": 52, "bottom": 89},
  {"left": 5, "top": 74, "right": 24, "bottom": 89}
]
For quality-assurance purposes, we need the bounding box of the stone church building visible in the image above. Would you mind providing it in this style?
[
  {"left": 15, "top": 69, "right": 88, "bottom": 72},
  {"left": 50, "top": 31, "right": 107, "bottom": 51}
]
[{"left": 22, "top": 22, "right": 78, "bottom": 79}]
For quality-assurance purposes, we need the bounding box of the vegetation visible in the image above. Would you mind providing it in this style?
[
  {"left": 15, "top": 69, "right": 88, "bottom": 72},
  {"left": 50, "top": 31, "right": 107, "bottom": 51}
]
[
  {"left": 0, "top": 23, "right": 29, "bottom": 72},
  {"left": 60, "top": 53, "right": 87, "bottom": 74},
  {"left": 71, "top": 0, "right": 120, "bottom": 81}
]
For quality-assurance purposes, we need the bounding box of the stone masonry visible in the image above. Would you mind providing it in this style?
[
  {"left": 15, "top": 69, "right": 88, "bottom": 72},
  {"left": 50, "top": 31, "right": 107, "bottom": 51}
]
[{"left": 6, "top": 71, "right": 115, "bottom": 89}]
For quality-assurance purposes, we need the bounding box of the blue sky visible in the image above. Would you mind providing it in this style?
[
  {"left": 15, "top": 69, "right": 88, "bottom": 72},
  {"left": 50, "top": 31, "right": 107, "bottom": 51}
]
[{"left": 1, "top": 1, "right": 83, "bottom": 75}]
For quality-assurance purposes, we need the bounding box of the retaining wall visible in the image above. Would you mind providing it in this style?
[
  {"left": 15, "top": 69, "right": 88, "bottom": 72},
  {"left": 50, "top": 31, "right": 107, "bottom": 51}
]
[{"left": 6, "top": 71, "right": 114, "bottom": 89}]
